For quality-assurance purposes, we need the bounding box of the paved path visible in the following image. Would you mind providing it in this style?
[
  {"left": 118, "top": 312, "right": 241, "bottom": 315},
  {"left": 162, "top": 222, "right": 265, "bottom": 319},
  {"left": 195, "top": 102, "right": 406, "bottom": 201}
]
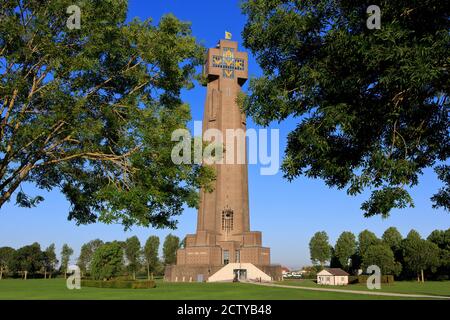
[{"left": 246, "top": 282, "right": 450, "bottom": 300}]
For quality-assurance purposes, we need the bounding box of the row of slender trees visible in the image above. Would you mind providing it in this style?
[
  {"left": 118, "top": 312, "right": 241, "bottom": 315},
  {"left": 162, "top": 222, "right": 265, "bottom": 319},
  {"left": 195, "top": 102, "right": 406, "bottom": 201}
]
[
  {"left": 0, "top": 234, "right": 181, "bottom": 280},
  {"left": 309, "top": 228, "right": 449, "bottom": 282}
]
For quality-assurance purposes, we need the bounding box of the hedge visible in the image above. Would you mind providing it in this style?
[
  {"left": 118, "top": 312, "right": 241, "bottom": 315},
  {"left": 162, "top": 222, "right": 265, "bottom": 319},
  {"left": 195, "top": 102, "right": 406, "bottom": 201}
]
[
  {"left": 80, "top": 280, "right": 156, "bottom": 289},
  {"left": 354, "top": 275, "right": 395, "bottom": 284}
]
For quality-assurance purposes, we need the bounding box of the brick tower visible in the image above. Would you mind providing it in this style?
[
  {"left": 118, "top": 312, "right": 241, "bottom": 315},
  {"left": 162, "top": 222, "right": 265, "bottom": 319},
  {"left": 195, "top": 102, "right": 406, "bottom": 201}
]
[{"left": 165, "top": 38, "right": 281, "bottom": 282}]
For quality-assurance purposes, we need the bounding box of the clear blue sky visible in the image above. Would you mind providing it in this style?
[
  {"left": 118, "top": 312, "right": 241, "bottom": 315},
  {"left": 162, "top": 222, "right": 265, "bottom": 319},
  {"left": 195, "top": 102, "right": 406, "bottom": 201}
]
[{"left": 0, "top": 0, "right": 448, "bottom": 269}]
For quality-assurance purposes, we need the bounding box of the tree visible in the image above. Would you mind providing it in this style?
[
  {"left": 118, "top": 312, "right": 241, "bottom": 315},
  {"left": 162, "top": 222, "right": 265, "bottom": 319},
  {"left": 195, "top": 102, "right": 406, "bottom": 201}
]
[
  {"left": 358, "top": 230, "right": 380, "bottom": 257},
  {"left": 42, "top": 244, "right": 58, "bottom": 279},
  {"left": 124, "top": 236, "right": 141, "bottom": 280},
  {"left": 427, "top": 229, "right": 450, "bottom": 279},
  {"left": 10, "top": 243, "right": 43, "bottom": 279},
  {"left": 362, "top": 244, "right": 402, "bottom": 276},
  {"left": 60, "top": 244, "right": 73, "bottom": 279},
  {"left": 0, "top": 247, "right": 15, "bottom": 279},
  {"left": 143, "top": 236, "right": 160, "bottom": 280},
  {"left": 403, "top": 231, "right": 440, "bottom": 282},
  {"left": 382, "top": 227, "right": 403, "bottom": 252},
  {"left": 241, "top": 0, "right": 450, "bottom": 218},
  {"left": 0, "top": 0, "right": 213, "bottom": 230},
  {"left": 163, "top": 234, "right": 180, "bottom": 265},
  {"left": 309, "top": 231, "right": 331, "bottom": 268},
  {"left": 334, "top": 231, "right": 357, "bottom": 270},
  {"left": 90, "top": 242, "right": 124, "bottom": 280},
  {"left": 77, "top": 239, "right": 103, "bottom": 277}
]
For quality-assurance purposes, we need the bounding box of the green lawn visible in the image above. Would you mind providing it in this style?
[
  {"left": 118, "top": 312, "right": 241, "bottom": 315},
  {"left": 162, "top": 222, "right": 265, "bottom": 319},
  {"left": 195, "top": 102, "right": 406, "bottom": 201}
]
[
  {"left": 0, "top": 278, "right": 428, "bottom": 300},
  {"left": 278, "top": 279, "right": 450, "bottom": 297}
]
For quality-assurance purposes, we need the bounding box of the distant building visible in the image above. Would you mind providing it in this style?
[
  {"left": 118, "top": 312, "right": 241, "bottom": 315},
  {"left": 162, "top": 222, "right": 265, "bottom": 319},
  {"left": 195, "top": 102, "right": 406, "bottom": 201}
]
[
  {"left": 281, "top": 266, "right": 290, "bottom": 276},
  {"left": 317, "top": 268, "right": 349, "bottom": 286}
]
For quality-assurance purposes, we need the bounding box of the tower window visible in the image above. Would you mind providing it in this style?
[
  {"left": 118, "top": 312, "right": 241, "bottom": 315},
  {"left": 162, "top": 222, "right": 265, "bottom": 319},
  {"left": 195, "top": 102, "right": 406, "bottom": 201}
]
[{"left": 222, "top": 207, "right": 234, "bottom": 232}]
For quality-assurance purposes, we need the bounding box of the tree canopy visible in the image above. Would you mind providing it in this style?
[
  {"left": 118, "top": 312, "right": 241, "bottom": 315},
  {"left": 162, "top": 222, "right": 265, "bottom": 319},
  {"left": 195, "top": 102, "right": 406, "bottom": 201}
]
[
  {"left": 0, "top": 246, "right": 15, "bottom": 279},
  {"left": 143, "top": 235, "right": 160, "bottom": 280},
  {"left": 382, "top": 227, "right": 403, "bottom": 251},
  {"left": 60, "top": 243, "right": 73, "bottom": 276},
  {"left": 162, "top": 234, "right": 180, "bottom": 265},
  {"left": 334, "top": 231, "right": 357, "bottom": 269},
  {"left": 358, "top": 230, "right": 380, "bottom": 257},
  {"left": 402, "top": 234, "right": 440, "bottom": 282},
  {"left": 124, "top": 236, "right": 141, "bottom": 280},
  {"left": 77, "top": 239, "right": 103, "bottom": 275},
  {"left": 90, "top": 241, "right": 124, "bottom": 280},
  {"left": 309, "top": 231, "right": 331, "bottom": 267},
  {"left": 0, "top": 0, "right": 213, "bottom": 229},
  {"left": 241, "top": 0, "right": 449, "bottom": 218},
  {"left": 362, "top": 244, "right": 401, "bottom": 276}
]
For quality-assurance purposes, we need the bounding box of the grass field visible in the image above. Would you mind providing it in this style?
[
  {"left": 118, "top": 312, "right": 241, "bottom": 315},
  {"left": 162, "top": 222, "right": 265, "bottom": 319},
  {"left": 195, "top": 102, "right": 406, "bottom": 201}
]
[
  {"left": 0, "top": 278, "right": 445, "bottom": 300},
  {"left": 278, "top": 279, "right": 450, "bottom": 297}
]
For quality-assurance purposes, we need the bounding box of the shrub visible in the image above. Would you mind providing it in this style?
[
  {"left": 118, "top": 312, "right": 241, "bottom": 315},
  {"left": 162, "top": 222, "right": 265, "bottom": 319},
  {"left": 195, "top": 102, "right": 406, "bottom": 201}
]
[
  {"left": 357, "top": 275, "right": 395, "bottom": 284},
  {"left": 131, "top": 281, "right": 156, "bottom": 289},
  {"left": 348, "top": 276, "right": 359, "bottom": 284},
  {"left": 81, "top": 280, "right": 156, "bottom": 289}
]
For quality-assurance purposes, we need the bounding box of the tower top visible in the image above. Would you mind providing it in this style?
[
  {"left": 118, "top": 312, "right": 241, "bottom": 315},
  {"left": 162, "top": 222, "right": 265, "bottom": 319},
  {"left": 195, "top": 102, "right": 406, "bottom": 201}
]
[{"left": 204, "top": 39, "right": 248, "bottom": 86}]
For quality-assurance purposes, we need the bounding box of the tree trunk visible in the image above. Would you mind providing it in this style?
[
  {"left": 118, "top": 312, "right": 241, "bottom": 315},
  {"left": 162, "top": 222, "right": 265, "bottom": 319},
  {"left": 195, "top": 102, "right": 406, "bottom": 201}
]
[
  {"left": 133, "top": 271, "right": 136, "bottom": 280},
  {"left": 0, "top": 267, "right": 3, "bottom": 280},
  {"left": 44, "top": 269, "right": 47, "bottom": 279},
  {"left": 151, "top": 272, "right": 154, "bottom": 280},
  {"left": 64, "top": 269, "right": 67, "bottom": 279},
  {"left": 147, "top": 264, "right": 150, "bottom": 280},
  {"left": 421, "top": 269, "right": 424, "bottom": 283},
  {"left": 24, "top": 271, "right": 28, "bottom": 280}
]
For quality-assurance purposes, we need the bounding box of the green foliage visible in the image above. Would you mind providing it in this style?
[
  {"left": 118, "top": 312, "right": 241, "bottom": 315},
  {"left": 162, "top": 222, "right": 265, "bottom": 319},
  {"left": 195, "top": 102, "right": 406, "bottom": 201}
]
[
  {"left": 77, "top": 239, "right": 103, "bottom": 275},
  {"left": 143, "top": 236, "right": 160, "bottom": 278},
  {"left": 382, "top": 227, "right": 403, "bottom": 251},
  {"left": 334, "top": 231, "right": 357, "bottom": 269},
  {"left": 362, "top": 244, "right": 402, "bottom": 276},
  {"left": 358, "top": 230, "right": 380, "bottom": 257},
  {"left": 402, "top": 232, "right": 441, "bottom": 279},
  {"left": 0, "top": 0, "right": 213, "bottom": 229},
  {"left": 431, "top": 166, "right": 450, "bottom": 210},
  {"left": 356, "top": 275, "right": 395, "bottom": 284},
  {"left": 60, "top": 244, "right": 73, "bottom": 274},
  {"left": 90, "top": 242, "right": 124, "bottom": 280},
  {"left": 10, "top": 243, "right": 43, "bottom": 278},
  {"left": 427, "top": 229, "right": 450, "bottom": 279},
  {"left": 241, "top": 0, "right": 450, "bottom": 217},
  {"left": 162, "top": 234, "right": 180, "bottom": 265},
  {"left": 0, "top": 247, "right": 15, "bottom": 278},
  {"left": 309, "top": 231, "right": 331, "bottom": 267},
  {"left": 124, "top": 236, "right": 141, "bottom": 279},
  {"left": 80, "top": 279, "right": 155, "bottom": 289},
  {"left": 43, "top": 244, "right": 58, "bottom": 275},
  {"left": 131, "top": 280, "right": 157, "bottom": 289}
]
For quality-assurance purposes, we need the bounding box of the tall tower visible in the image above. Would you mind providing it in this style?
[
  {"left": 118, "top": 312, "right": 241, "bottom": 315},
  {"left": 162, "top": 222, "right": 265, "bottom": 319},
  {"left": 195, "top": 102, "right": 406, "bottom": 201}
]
[{"left": 166, "top": 39, "right": 281, "bottom": 282}]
